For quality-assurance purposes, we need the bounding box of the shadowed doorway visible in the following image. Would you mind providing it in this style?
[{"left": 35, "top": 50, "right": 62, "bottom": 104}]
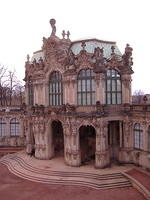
[
  {"left": 79, "top": 125, "right": 96, "bottom": 165},
  {"left": 108, "top": 121, "right": 121, "bottom": 162},
  {"left": 51, "top": 120, "right": 64, "bottom": 157}
]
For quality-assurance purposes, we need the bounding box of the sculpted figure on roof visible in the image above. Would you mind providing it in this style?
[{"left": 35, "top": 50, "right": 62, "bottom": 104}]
[{"left": 50, "top": 18, "right": 56, "bottom": 36}]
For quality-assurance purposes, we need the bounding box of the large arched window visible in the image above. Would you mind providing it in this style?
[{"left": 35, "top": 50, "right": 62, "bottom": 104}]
[
  {"left": 28, "top": 78, "right": 34, "bottom": 106},
  {"left": 10, "top": 118, "right": 20, "bottom": 136},
  {"left": 0, "top": 118, "right": 6, "bottom": 137},
  {"left": 134, "top": 123, "right": 143, "bottom": 150},
  {"left": 106, "top": 69, "right": 122, "bottom": 104},
  {"left": 49, "top": 71, "right": 63, "bottom": 106},
  {"left": 77, "top": 69, "right": 95, "bottom": 105},
  {"left": 148, "top": 126, "right": 150, "bottom": 152}
]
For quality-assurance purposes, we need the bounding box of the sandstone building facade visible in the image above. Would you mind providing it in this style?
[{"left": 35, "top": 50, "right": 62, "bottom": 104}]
[{"left": 0, "top": 19, "right": 150, "bottom": 169}]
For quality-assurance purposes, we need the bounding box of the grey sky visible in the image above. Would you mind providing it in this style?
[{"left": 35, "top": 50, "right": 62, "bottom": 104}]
[{"left": 0, "top": 0, "right": 149, "bottom": 93}]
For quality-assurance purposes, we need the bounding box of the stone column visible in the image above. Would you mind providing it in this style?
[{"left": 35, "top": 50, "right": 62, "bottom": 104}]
[
  {"left": 119, "top": 121, "right": 123, "bottom": 148},
  {"left": 122, "top": 74, "right": 132, "bottom": 104},
  {"left": 45, "top": 120, "right": 54, "bottom": 159},
  {"left": 70, "top": 125, "right": 80, "bottom": 167},
  {"left": 44, "top": 82, "right": 49, "bottom": 106},
  {"left": 63, "top": 122, "right": 72, "bottom": 165},
  {"left": 95, "top": 121, "right": 110, "bottom": 168}
]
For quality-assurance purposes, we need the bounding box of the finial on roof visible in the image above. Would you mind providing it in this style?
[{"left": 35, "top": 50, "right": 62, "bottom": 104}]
[
  {"left": 62, "top": 30, "right": 65, "bottom": 39},
  {"left": 49, "top": 18, "right": 56, "bottom": 36},
  {"left": 67, "top": 31, "right": 70, "bottom": 39},
  {"left": 81, "top": 41, "right": 86, "bottom": 50},
  {"left": 62, "top": 30, "right": 70, "bottom": 40},
  {"left": 111, "top": 46, "right": 115, "bottom": 55}
]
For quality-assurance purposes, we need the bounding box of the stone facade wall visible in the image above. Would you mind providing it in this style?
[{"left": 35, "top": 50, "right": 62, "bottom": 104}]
[{"left": 0, "top": 107, "right": 26, "bottom": 147}]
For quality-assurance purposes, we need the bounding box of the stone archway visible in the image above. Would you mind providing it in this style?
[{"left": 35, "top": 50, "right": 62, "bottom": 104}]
[
  {"left": 51, "top": 120, "right": 64, "bottom": 157},
  {"left": 79, "top": 125, "right": 96, "bottom": 165}
]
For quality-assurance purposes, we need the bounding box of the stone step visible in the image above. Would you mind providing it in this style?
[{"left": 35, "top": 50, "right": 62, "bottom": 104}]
[
  {"left": 0, "top": 155, "right": 132, "bottom": 190},
  {"left": 1, "top": 160, "right": 131, "bottom": 190},
  {"left": 12, "top": 156, "right": 124, "bottom": 180}
]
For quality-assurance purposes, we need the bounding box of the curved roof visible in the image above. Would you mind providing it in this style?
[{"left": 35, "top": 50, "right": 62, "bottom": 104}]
[
  {"left": 70, "top": 38, "right": 121, "bottom": 58},
  {"left": 31, "top": 38, "right": 122, "bottom": 62}
]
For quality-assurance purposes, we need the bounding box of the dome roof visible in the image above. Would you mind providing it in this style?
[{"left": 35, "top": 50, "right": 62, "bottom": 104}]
[{"left": 70, "top": 38, "right": 121, "bottom": 58}]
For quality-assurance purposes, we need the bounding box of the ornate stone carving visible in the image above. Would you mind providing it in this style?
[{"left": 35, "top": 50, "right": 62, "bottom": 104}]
[
  {"left": 121, "top": 44, "right": 134, "bottom": 73},
  {"left": 93, "top": 47, "right": 106, "bottom": 73}
]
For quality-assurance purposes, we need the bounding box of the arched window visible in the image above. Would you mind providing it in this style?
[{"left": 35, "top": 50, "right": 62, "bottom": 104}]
[
  {"left": 77, "top": 69, "right": 95, "bottom": 105},
  {"left": 10, "top": 118, "right": 20, "bottom": 136},
  {"left": 134, "top": 123, "right": 143, "bottom": 150},
  {"left": 148, "top": 126, "right": 150, "bottom": 152},
  {"left": 28, "top": 78, "right": 34, "bottom": 106},
  {"left": 106, "top": 69, "right": 122, "bottom": 104},
  {"left": 0, "top": 118, "right": 6, "bottom": 136},
  {"left": 49, "top": 71, "right": 63, "bottom": 106}
]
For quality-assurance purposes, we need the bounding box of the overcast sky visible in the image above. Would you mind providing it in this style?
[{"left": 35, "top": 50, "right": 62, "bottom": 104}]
[{"left": 0, "top": 0, "right": 149, "bottom": 93}]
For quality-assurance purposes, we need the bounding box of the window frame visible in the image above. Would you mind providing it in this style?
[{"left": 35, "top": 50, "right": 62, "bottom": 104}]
[
  {"left": 0, "top": 118, "right": 6, "bottom": 137},
  {"left": 133, "top": 123, "right": 143, "bottom": 150},
  {"left": 77, "top": 69, "right": 96, "bottom": 106},
  {"left": 49, "top": 71, "right": 63, "bottom": 106},
  {"left": 10, "top": 118, "right": 20, "bottom": 136},
  {"left": 106, "top": 69, "right": 122, "bottom": 105}
]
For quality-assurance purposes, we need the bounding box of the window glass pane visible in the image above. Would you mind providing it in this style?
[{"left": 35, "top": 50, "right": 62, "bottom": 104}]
[
  {"left": 140, "top": 132, "right": 143, "bottom": 150},
  {"left": 107, "top": 70, "right": 111, "bottom": 77},
  {"left": 49, "top": 71, "right": 63, "bottom": 106},
  {"left": 78, "top": 80, "right": 81, "bottom": 92},
  {"left": 92, "top": 93, "right": 95, "bottom": 105},
  {"left": 117, "top": 80, "right": 121, "bottom": 91},
  {"left": 87, "top": 93, "right": 91, "bottom": 105},
  {"left": 112, "top": 80, "right": 116, "bottom": 91},
  {"left": 50, "top": 83, "right": 52, "bottom": 93},
  {"left": 56, "top": 83, "right": 58, "bottom": 93},
  {"left": 117, "top": 93, "right": 121, "bottom": 104},
  {"left": 107, "top": 80, "right": 111, "bottom": 91},
  {"left": 53, "top": 95, "right": 55, "bottom": 105},
  {"left": 10, "top": 119, "right": 20, "bottom": 136},
  {"left": 82, "top": 80, "right": 86, "bottom": 92},
  {"left": 77, "top": 69, "right": 95, "bottom": 106},
  {"left": 82, "top": 93, "right": 86, "bottom": 105},
  {"left": 106, "top": 69, "right": 122, "bottom": 104},
  {"left": 134, "top": 132, "right": 140, "bottom": 148},
  {"left": 112, "top": 70, "right": 116, "bottom": 77},
  {"left": 49, "top": 95, "right": 52, "bottom": 105},
  {"left": 78, "top": 93, "right": 81, "bottom": 105},
  {"left": 112, "top": 93, "right": 116, "bottom": 104},
  {"left": 107, "top": 93, "right": 111, "bottom": 104},
  {"left": 91, "top": 79, "right": 95, "bottom": 92},
  {"left": 87, "top": 80, "right": 91, "bottom": 91}
]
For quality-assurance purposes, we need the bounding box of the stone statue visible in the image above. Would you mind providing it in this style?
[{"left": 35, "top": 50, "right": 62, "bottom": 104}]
[{"left": 50, "top": 18, "right": 56, "bottom": 36}]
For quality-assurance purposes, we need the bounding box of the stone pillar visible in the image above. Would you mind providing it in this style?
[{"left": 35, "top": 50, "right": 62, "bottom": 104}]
[
  {"left": 123, "top": 120, "right": 132, "bottom": 149},
  {"left": 95, "top": 121, "right": 110, "bottom": 168},
  {"left": 122, "top": 74, "right": 132, "bottom": 104},
  {"left": 70, "top": 127, "right": 80, "bottom": 166},
  {"left": 44, "top": 82, "right": 49, "bottom": 106},
  {"left": 119, "top": 121, "right": 123, "bottom": 148},
  {"left": 95, "top": 73, "right": 105, "bottom": 104},
  {"left": 45, "top": 120, "right": 54, "bottom": 159},
  {"left": 63, "top": 122, "right": 72, "bottom": 165},
  {"left": 142, "top": 121, "right": 148, "bottom": 152}
]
